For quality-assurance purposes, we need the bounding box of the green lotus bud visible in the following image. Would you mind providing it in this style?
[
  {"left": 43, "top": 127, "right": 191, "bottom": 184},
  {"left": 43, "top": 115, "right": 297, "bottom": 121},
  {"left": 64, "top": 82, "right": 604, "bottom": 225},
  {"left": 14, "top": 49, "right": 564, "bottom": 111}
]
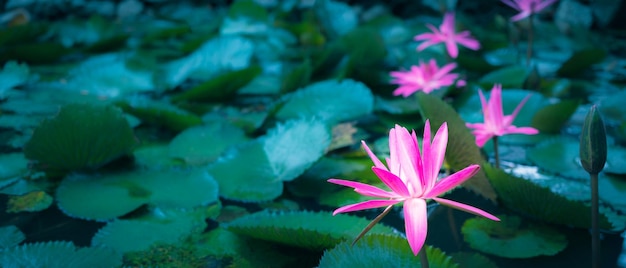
[{"left": 580, "top": 105, "right": 607, "bottom": 174}]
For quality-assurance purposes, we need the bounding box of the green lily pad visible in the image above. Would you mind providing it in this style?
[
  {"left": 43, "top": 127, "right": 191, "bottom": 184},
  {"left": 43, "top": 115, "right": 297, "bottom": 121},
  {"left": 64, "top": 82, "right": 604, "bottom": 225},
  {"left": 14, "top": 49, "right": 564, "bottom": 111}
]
[
  {"left": 280, "top": 59, "right": 313, "bottom": 94},
  {"left": 91, "top": 209, "right": 208, "bottom": 254},
  {"left": 161, "top": 35, "right": 254, "bottom": 88},
  {"left": 531, "top": 99, "right": 580, "bottom": 134},
  {"left": 318, "top": 234, "right": 458, "bottom": 268},
  {"left": 56, "top": 168, "right": 219, "bottom": 221},
  {"left": 23, "top": 104, "right": 139, "bottom": 172},
  {"left": 479, "top": 65, "right": 529, "bottom": 89},
  {"left": 207, "top": 140, "right": 283, "bottom": 202},
  {"left": 262, "top": 118, "right": 331, "bottom": 181},
  {"left": 134, "top": 144, "right": 185, "bottom": 169},
  {"left": 462, "top": 215, "right": 568, "bottom": 258},
  {"left": 0, "top": 61, "right": 30, "bottom": 98},
  {"left": 416, "top": 92, "right": 497, "bottom": 202},
  {"left": 168, "top": 122, "right": 248, "bottom": 165},
  {"left": 171, "top": 66, "right": 262, "bottom": 103},
  {"left": 450, "top": 252, "right": 498, "bottom": 268},
  {"left": 556, "top": 48, "right": 607, "bottom": 77},
  {"left": 224, "top": 210, "right": 397, "bottom": 251},
  {"left": 115, "top": 98, "right": 203, "bottom": 132},
  {"left": 314, "top": 0, "right": 358, "bottom": 39},
  {"left": 0, "top": 153, "right": 28, "bottom": 185},
  {"left": 0, "top": 241, "right": 122, "bottom": 268},
  {"left": 0, "top": 225, "right": 25, "bottom": 249},
  {"left": 274, "top": 79, "right": 374, "bottom": 124}
]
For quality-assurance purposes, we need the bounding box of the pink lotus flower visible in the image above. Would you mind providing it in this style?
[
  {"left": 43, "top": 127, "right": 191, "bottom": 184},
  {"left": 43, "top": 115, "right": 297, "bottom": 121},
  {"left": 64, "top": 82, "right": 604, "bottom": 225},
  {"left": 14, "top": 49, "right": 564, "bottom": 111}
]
[
  {"left": 466, "top": 84, "right": 539, "bottom": 147},
  {"left": 501, "top": 0, "right": 558, "bottom": 21},
  {"left": 390, "top": 59, "right": 462, "bottom": 97},
  {"left": 414, "top": 12, "right": 480, "bottom": 58},
  {"left": 328, "top": 121, "right": 500, "bottom": 256}
]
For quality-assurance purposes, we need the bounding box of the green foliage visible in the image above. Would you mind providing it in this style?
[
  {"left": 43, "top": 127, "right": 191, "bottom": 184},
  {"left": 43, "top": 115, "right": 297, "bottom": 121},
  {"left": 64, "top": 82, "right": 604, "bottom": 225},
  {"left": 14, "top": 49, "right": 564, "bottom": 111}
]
[
  {"left": 0, "top": 226, "right": 25, "bottom": 249},
  {"left": 318, "top": 234, "right": 459, "bottom": 268},
  {"left": 56, "top": 169, "right": 219, "bottom": 221},
  {"left": 224, "top": 210, "right": 397, "bottom": 251},
  {"left": 479, "top": 65, "right": 529, "bottom": 89},
  {"left": 0, "top": 61, "right": 30, "bottom": 98},
  {"left": 115, "top": 98, "right": 203, "bottom": 132},
  {"left": 557, "top": 48, "right": 607, "bottom": 77},
  {"left": 171, "top": 66, "right": 262, "bottom": 102},
  {"left": 23, "top": 104, "right": 139, "bottom": 172},
  {"left": 462, "top": 214, "right": 568, "bottom": 258},
  {"left": 0, "top": 241, "right": 122, "bottom": 268},
  {"left": 168, "top": 122, "right": 249, "bottom": 165},
  {"left": 416, "top": 92, "right": 497, "bottom": 202},
  {"left": 531, "top": 99, "right": 580, "bottom": 134}
]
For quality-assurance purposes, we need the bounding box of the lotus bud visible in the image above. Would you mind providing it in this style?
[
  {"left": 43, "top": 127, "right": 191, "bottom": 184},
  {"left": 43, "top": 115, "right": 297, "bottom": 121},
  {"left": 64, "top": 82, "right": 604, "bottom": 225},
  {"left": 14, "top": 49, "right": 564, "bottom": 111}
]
[{"left": 580, "top": 105, "right": 607, "bottom": 174}]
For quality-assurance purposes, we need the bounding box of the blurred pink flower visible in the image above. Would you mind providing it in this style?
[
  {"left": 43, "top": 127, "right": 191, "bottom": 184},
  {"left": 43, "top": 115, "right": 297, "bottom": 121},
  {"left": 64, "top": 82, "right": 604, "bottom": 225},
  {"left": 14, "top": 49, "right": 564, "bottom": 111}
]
[
  {"left": 501, "top": 0, "right": 558, "bottom": 21},
  {"left": 414, "top": 12, "right": 480, "bottom": 58},
  {"left": 390, "top": 59, "right": 463, "bottom": 97},
  {"left": 466, "top": 84, "right": 539, "bottom": 147},
  {"left": 328, "top": 121, "right": 500, "bottom": 256}
]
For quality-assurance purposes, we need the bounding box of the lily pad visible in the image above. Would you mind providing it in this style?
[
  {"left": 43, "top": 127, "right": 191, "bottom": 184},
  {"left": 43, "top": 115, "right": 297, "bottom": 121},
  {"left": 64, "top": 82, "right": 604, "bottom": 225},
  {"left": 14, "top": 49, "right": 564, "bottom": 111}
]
[
  {"left": 262, "top": 118, "right": 331, "bottom": 181},
  {"left": 56, "top": 168, "right": 219, "bottom": 221},
  {"left": 0, "top": 225, "right": 25, "bottom": 249},
  {"left": 171, "top": 66, "right": 262, "bottom": 103},
  {"left": 0, "top": 241, "right": 122, "bottom": 268},
  {"left": 462, "top": 215, "right": 568, "bottom": 258},
  {"left": 207, "top": 140, "right": 283, "bottom": 202},
  {"left": 0, "top": 153, "right": 28, "bottom": 186},
  {"left": 556, "top": 48, "right": 606, "bottom": 77},
  {"left": 0, "top": 61, "right": 30, "bottom": 98},
  {"left": 531, "top": 99, "right": 580, "bottom": 134},
  {"left": 115, "top": 98, "right": 203, "bottom": 132},
  {"left": 274, "top": 79, "right": 374, "bottom": 124},
  {"left": 91, "top": 209, "right": 207, "bottom": 254},
  {"left": 479, "top": 65, "right": 529, "bottom": 89},
  {"left": 168, "top": 122, "right": 248, "bottom": 165},
  {"left": 223, "top": 210, "right": 397, "bottom": 251},
  {"left": 23, "top": 104, "right": 139, "bottom": 172},
  {"left": 318, "top": 234, "right": 458, "bottom": 268},
  {"left": 6, "top": 191, "right": 53, "bottom": 213}
]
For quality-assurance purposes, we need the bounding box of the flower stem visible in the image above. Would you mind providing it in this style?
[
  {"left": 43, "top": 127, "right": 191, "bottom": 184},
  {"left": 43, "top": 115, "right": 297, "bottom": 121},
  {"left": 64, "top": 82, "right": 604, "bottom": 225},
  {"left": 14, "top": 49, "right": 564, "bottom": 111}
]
[
  {"left": 526, "top": 3, "right": 535, "bottom": 67},
  {"left": 493, "top": 136, "right": 500, "bottom": 169},
  {"left": 419, "top": 244, "right": 429, "bottom": 268},
  {"left": 591, "top": 172, "right": 600, "bottom": 268},
  {"left": 352, "top": 205, "right": 393, "bottom": 246}
]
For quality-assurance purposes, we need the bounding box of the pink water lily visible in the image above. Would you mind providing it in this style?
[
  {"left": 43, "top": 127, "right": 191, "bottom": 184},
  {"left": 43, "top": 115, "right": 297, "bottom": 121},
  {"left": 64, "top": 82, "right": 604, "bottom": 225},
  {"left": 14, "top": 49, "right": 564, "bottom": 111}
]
[
  {"left": 328, "top": 121, "right": 500, "bottom": 256},
  {"left": 414, "top": 12, "right": 480, "bottom": 58},
  {"left": 501, "top": 0, "right": 558, "bottom": 21},
  {"left": 466, "top": 84, "right": 539, "bottom": 147},
  {"left": 390, "top": 59, "right": 462, "bottom": 97}
]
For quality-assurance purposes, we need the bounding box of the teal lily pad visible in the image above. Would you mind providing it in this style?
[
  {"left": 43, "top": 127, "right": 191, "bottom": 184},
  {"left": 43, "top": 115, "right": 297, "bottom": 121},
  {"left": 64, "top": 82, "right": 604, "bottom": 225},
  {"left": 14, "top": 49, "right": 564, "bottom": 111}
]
[
  {"left": 262, "top": 118, "right": 331, "bottom": 181},
  {"left": 0, "top": 61, "right": 30, "bottom": 98},
  {"left": 318, "top": 234, "right": 458, "bottom": 268},
  {"left": 0, "top": 153, "right": 28, "bottom": 187},
  {"left": 556, "top": 48, "right": 607, "bottom": 77},
  {"left": 168, "top": 122, "right": 249, "bottom": 165},
  {"left": 207, "top": 140, "right": 283, "bottom": 202},
  {"left": 0, "top": 225, "right": 25, "bottom": 249},
  {"left": 56, "top": 168, "right": 219, "bottom": 221},
  {"left": 0, "top": 241, "right": 122, "bottom": 268},
  {"left": 479, "top": 65, "right": 529, "bottom": 89},
  {"left": 224, "top": 210, "right": 397, "bottom": 251},
  {"left": 462, "top": 214, "right": 568, "bottom": 258},
  {"left": 531, "top": 99, "right": 580, "bottom": 134},
  {"left": 115, "top": 98, "right": 203, "bottom": 132},
  {"left": 91, "top": 209, "right": 208, "bottom": 254},
  {"left": 274, "top": 79, "right": 374, "bottom": 124},
  {"left": 171, "top": 66, "right": 262, "bottom": 103},
  {"left": 23, "top": 104, "right": 139, "bottom": 172}
]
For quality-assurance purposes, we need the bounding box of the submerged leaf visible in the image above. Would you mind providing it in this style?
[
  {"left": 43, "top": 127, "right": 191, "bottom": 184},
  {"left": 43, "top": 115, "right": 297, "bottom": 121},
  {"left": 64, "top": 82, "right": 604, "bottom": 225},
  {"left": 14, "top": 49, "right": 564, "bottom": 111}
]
[
  {"left": 318, "top": 234, "right": 458, "bottom": 268},
  {"left": 23, "top": 104, "right": 139, "bottom": 172},
  {"left": 462, "top": 215, "right": 568, "bottom": 258},
  {"left": 7, "top": 191, "right": 53, "bottom": 213},
  {"left": 224, "top": 210, "right": 397, "bottom": 251}
]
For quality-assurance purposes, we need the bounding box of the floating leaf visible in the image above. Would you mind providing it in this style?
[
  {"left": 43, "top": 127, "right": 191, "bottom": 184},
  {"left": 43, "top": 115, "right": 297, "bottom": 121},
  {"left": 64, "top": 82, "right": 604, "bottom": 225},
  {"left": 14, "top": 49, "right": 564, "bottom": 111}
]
[
  {"left": 262, "top": 118, "right": 331, "bottom": 181},
  {"left": 161, "top": 35, "right": 254, "bottom": 88},
  {"left": 171, "top": 66, "right": 262, "bottom": 103},
  {"left": 0, "top": 241, "right": 122, "bottom": 268},
  {"left": 0, "top": 153, "right": 28, "bottom": 186},
  {"left": 318, "top": 234, "right": 458, "bottom": 268},
  {"left": 56, "top": 168, "right": 219, "bottom": 221},
  {"left": 450, "top": 252, "right": 498, "bottom": 268},
  {"left": 92, "top": 209, "right": 207, "bottom": 254},
  {"left": 484, "top": 164, "right": 618, "bottom": 230},
  {"left": 531, "top": 99, "right": 580, "bottom": 133},
  {"left": 115, "top": 98, "right": 203, "bottom": 132},
  {"left": 7, "top": 191, "right": 53, "bottom": 213},
  {"left": 281, "top": 59, "right": 313, "bottom": 94},
  {"left": 416, "top": 92, "right": 497, "bottom": 202},
  {"left": 207, "top": 141, "right": 283, "bottom": 202},
  {"left": 23, "top": 104, "right": 139, "bottom": 172},
  {"left": 275, "top": 79, "right": 374, "bottom": 124},
  {"left": 0, "top": 61, "right": 30, "bottom": 98},
  {"left": 314, "top": 0, "right": 358, "bottom": 39},
  {"left": 224, "top": 210, "right": 397, "bottom": 251},
  {"left": 0, "top": 225, "right": 25, "bottom": 249},
  {"left": 556, "top": 48, "right": 607, "bottom": 77},
  {"left": 168, "top": 122, "right": 248, "bottom": 165},
  {"left": 479, "top": 65, "right": 529, "bottom": 89},
  {"left": 462, "top": 215, "right": 568, "bottom": 258}
]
